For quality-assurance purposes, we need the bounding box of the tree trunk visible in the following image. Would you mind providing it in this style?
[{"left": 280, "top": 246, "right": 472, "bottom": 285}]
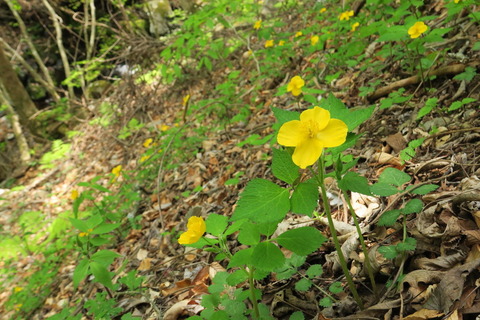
[{"left": 0, "top": 41, "right": 40, "bottom": 134}]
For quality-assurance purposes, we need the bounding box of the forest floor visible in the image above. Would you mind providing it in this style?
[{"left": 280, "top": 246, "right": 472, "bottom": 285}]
[{"left": 1, "top": 1, "right": 480, "bottom": 320}]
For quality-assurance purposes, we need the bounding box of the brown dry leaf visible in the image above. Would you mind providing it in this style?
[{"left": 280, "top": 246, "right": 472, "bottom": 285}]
[
  {"left": 371, "top": 152, "right": 402, "bottom": 166},
  {"left": 411, "top": 251, "right": 467, "bottom": 271},
  {"left": 445, "top": 310, "right": 459, "bottom": 320},
  {"left": 385, "top": 132, "right": 407, "bottom": 153},
  {"left": 162, "top": 279, "right": 192, "bottom": 296},
  {"left": 466, "top": 244, "right": 480, "bottom": 262},
  {"left": 136, "top": 248, "right": 149, "bottom": 261},
  {"left": 424, "top": 258, "right": 480, "bottom": 313},
  {"left": 402, "top": 270, "right": 445, "bottom": 304},
  {"left": 137, "top": 258, "right": 152, "bottom": 271},
  {"left": 403, "top": 309, "right": 444, "bottom": 320},
  {"left": 163, "top": 299, "right": 189, "bottom": 320}
]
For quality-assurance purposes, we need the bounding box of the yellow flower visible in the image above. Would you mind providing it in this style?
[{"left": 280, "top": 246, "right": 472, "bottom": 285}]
[
  {"left": 71, "top": 189, "right": 79, "bottom": 200},
  {"left": 454, "top": 0, "right": 460, "bottom": 3},
  {"left": 140, "top": 155, "right": 150, "bottom": 163},
  {"left": 182, "top": 94, "right": 190, "bottom": 106},
  {"left": 320, "top": 7, "right": 327, "bottom": 13},
  {"left": 351, "top": 22, "right": 360, "bottom": 31},
  {"left": 14, "top": 304, "right": 22, "bottom": 311},
  {"left": 277, "top": 107, "right": 348, "bottom": 169},
  {"left": 112, "top": 165, "right": 122, "bottom": 177},
  {"left": 278, "top": 40, "right": 286, "bottom": 46},
  {"left": 14, "top": 287, "right": 23, "bottom": 293},
  {"left": 264, "top": 40, "right": 274, "bottom": 48},
  {"left": 339, "top": 10, "right": 354, "bottom": 21},
  {"left": 408, "top": 21, "right": 428, "bottom": 39},
  {"left": 287, "top": 76, "right": 305, "bottom": 96},
  {"left": 160, "top": 124, "right": 170, "bottom": 131},
  {"left": 178, "top": 216, "right": 206, "bottom": 245},
  {"left": 253, "top": 20, "right": 262, "bottom": 30},
  {"left": 295, "top": 31, "right": 303, "bottom": 37},
  {"left": 311, "top": 35, "right": 319, "bottom": 46},
  {"left": 79, "top": 228, "right": 93, "bottom": 237},
  {"left": 143, "top": 138, "right": 153, "bottom": 148}
]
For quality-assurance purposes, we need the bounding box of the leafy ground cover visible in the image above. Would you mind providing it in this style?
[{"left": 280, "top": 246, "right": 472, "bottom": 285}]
[{"left": 0, "top": 0, "right": 479, "bottom": 319}]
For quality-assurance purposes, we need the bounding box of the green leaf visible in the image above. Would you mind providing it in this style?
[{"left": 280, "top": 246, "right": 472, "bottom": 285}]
[
  {"left": 272, "top": 148, "right": 299, "bottom": 184},
  {"left": 377, "top": 209, "right": 402, "bottom": 227},
  {"left": 318, "top": 94, "right": 374, "bottom": 131},
  {"left": 295, "top": 278, "right": 312, "bottom": 291},
  {"left": 376, "top": 25, "right": 407, "bottom": 42},
  {"left": 290, "top": 182, "right": 319, "bottom": 216},
  {"left": 69, "top": 218, "right": 89, "bottom": 232},
  {"left": 453, "top": 66, "right": 476, "bottom": 81},
  {"left": 231, "top": 179, "right": 290, "bottom": 223},
  {"left": 90, "top": 261, "right": 114, "bottom": 289},
  {"left": 417, "top": 97, "right": 438, "bottom": 120},
  {"left": 227, "top": 270, "right": 248, "bottom": 286},
  {"left": 238, "top": 224, "right": 260, "bottom": 245},
  {"left": 272, "top": 107, "right": 299, "bottom": 126},
  {"left": 91, "top": 250, "right": 121, "bottom": 265},
  {"left": 319, "top": 297, "right": 333, "bottom": 307},
  {"left": 251, "top": 242, "right": 285, "bottom": 271},
  {"left": 473, "top": 41, "right": 480, "bottom": 51},
  {"left": 378, "top": 168, "right": 411, "bottom": 187},
  {"left": 397, "top": 237, "right": 417, "bottom": 252},
  {"left": 73, "top": 259, "right": 90, "bottom": 288},
  {"left": 209, "top": 272, "right": 229, "bottom": 294},
  {"left": 206, "top": 213, "right": 228, "bottom": 236},
  {"left": 370, "top": 182, "right": 400, "bottom": 196},
  {"left": 378, "top": 245, "right": 398, "bottom": 259},
  {"left": 228, "top": 248, "right": 253, "bottom": 268},
  {"left": 338, "top": 171, "right": 372, "bottom": 195},
  {"left": 92, "top": 223, "right": 120, "bottom": 234},
  {"left": 411, "top": 184, "right": 439, "bottom": 195},
  {"left": 275, "top": 227, "right": 326, "bottom": 256},
  {"left": 403, "top": 198, "right": 423, "bottom": 214},
  {"left": 289, "top": 311, "right": 305, "bottom": 320},
  {"left": 306, "top": 264, "right": 323, "bottom": 278},
  {"left": 329, "top": 281, "right": 343, "bottom": 294}
]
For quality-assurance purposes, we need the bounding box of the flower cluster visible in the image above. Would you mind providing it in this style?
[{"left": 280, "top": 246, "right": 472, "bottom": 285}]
[
  {"left": 178, "top": 216, "right": 206, "bottom": 244},
  {"left": 264, "top": 40, "right": 274, "bottom": 48},
  {"left": 408, "top": 21, "right": 428, "bottom": 39},
  {"left": 339, "top": 10, "right": 354, "bottom": 21},
  {"left": 278, "top": 107, "right": 348, "bottom": 168},
  {"left": 253, "top": 20, "right": 262, "bottom": 30},
  {"left": 287, "top": 76, "right": 305, "bottom": 96},
  {"left": 112, "top": 165, "right": 122, "bottom": 178},
  {"left": 311, "top": 35, "right": 319, "bottom": 46},
  {"left": 351, "top": 22, "right": 360, "bottom": 32}
]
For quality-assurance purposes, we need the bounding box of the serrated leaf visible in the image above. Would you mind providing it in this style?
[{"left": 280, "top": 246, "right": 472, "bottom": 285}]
[
  {"left": 378, "top": 167, "right": 411, "bottom": 186},
  {"left": 90, "top": 261, "right": 114, "bottom": 289},
  {"left": 275, "top": 227, "right": 326, "bottom": 256},
  {"left": 295, "top": 278, "right": 312, "bottom": 291},
  {"left": 238, "top": 224, "right": 260, "bottom": 245},
  {"left": 403, "top": 198, "right": 423, "bottom": 214},
  {"left": 228, "top": 248, "right": 253, "bottom": 268},
  {"left": 73, "top": 259, "right": 90, "bottom": 288},
  {"left": 329, "top": 281, "right": 343, "bottom": 294},
  {"left": 378, "top": 245, "right": 398, "bottom": 259},
  {"left": 376, "top": 25, "right": 407, "bottom": 42},
  {"left": 417, "top": 98, "right": 438, "bottom": 120},
  {"left": 306, "top": 264, "right": 323, "bottom": 278},
  {"left": 272, "top": 107, "right": 299, "bottom": 126},
  {"left": 319, "top": 297, "right": 333, "bottom": 307},
  {"left": 397, "top": 237, "right": 417, "bottom": 252},
  {"left": 251, "top": 242, "right": 285, "bottom": 271},
  {"left": 91, "top": 250, "right": 121, "bottom": 265},
  {"left": 370, "top": 182, "right": 400, "bottom": 196},
  {"left": 289, "top": 311, "right": 305, "bottom": 320},
  {"left": 377, "top": 209, "right": 402, "bottom": 227},
  {"left": 226, "top": 270, "right": 248, "bottom": 286},
  {"left": 411, "top": 184, "right": 439, "bottom": 195},
  {"left": 290, "top": 182, "right": 319, "bottom": 216},
  {"left": 338, "top": 171, "right": 372, "bottom": 195},
  {"left": 272, "top": 148, "right": 299, "bottom": 184},
  {"left": 318, "top": 94, "right": 374, "bottom": 131},
  {"left": 206, "top": 213, "right": 228, "bottom": 236},
  {"left": 231, "top": 179, "right": 290, "bottom": 223}
]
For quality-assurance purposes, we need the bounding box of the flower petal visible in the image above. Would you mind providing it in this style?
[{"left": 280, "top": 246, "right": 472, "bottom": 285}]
[
  {"left": 178, "top": 231, "right": 200, "bottom": 244},
  {"left": 277, "top": 120, "right": 309, "bottom": 147},
  {"left": 300, "top": 107, "right": 330, "bottom": 131},
  {"left": 316, "top": 119, "right": 348, "bottom": 148},
  {"left": 187, "top": 216, "right": 206, "bottom": 235},
  {"left": 292, "top": 138, "right": 324, "bottom": 169}
]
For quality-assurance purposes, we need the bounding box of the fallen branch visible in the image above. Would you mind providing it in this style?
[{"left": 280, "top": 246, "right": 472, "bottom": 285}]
[{"left": 367, "top": 61, "right": 480, "bottom": 102}]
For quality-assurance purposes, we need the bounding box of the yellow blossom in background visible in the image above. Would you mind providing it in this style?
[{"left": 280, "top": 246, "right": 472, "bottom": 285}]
[
  {"left": 351, "top": 22, "right": 360, "bottom": 31},
  {"left": 14, "top": 287, "right": 23, "bottom": 293},
  {"left": 277, "top": 107, "right": 348, "bottom": 169},
  {"left": 112, "top": 165, "right": 122, "bottom": 178},
  {"left": 454, "top": 0, "right": 460, "bottom": 3},
  {"left": 182, "top": 94, "right": 190, "bottom": 106},
  {"left": 178, "top": 216, "right": 206, "bottom": 245},
  {"left": 320, "top": 7, "right": 327, "bottom": 13},
  {"left": 14, "top": 304, "right": 22, "bottom": 311},
  {"left": 160, "top": 124, "right": 170, "bottom": 131},
  {"left": 253, "top": 20, "right": 262, "bottom": 30},
  {"left": 295, "top": 31, "right": 303, "bottom": 37},
  {"left": 287, "top": 76, "right": 305, "bottom": 96},
  {"left": 311, "top": 35, "right": 319, "bottom": 46},
  {"left": 278, "top": 40, "right": 286, "bottom": 46},
  {"left": 339, "top": 10, "right": 354, "bottom": 21},
  {"left": 71, "top": 189, "right": 79, "bottom": 200},
  {"left": 264, "top": 40, "right": 274, "bottom": 48},
  {"left": 140, "top": 155, "right": 150, "bottom": 163},
  {"left": 143, "top": 138, "right": 153, "bottom": 148},
  {"left": 408, "top": 21, "right": 428, "bottom": 39}
]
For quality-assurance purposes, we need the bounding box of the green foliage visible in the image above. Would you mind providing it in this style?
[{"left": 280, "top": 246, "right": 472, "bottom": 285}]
[{"left": 39, "top": 140, "right": 71, "bottom": 169}]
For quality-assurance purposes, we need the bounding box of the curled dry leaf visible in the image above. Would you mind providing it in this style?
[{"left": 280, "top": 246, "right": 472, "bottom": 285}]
[
  {"left": 402, "top": 269, "right": 445, "bottom": 304},
  {"left": 351, "top": 192, "right": 380, "bottom": 219},
  {"left": 163, "top": 299, "right": 189, "bottom": 320}
]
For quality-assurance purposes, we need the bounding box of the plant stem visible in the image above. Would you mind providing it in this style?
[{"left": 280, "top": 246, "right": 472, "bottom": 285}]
[
  {"left": 341, "top": 190, "right": 378, "bottom": 296},
  {"left": 318, "top": 155, "right": 364, "bottom": 309},
  {"left": 247, "top": 266, "right": 260, "bottom": 319}
]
